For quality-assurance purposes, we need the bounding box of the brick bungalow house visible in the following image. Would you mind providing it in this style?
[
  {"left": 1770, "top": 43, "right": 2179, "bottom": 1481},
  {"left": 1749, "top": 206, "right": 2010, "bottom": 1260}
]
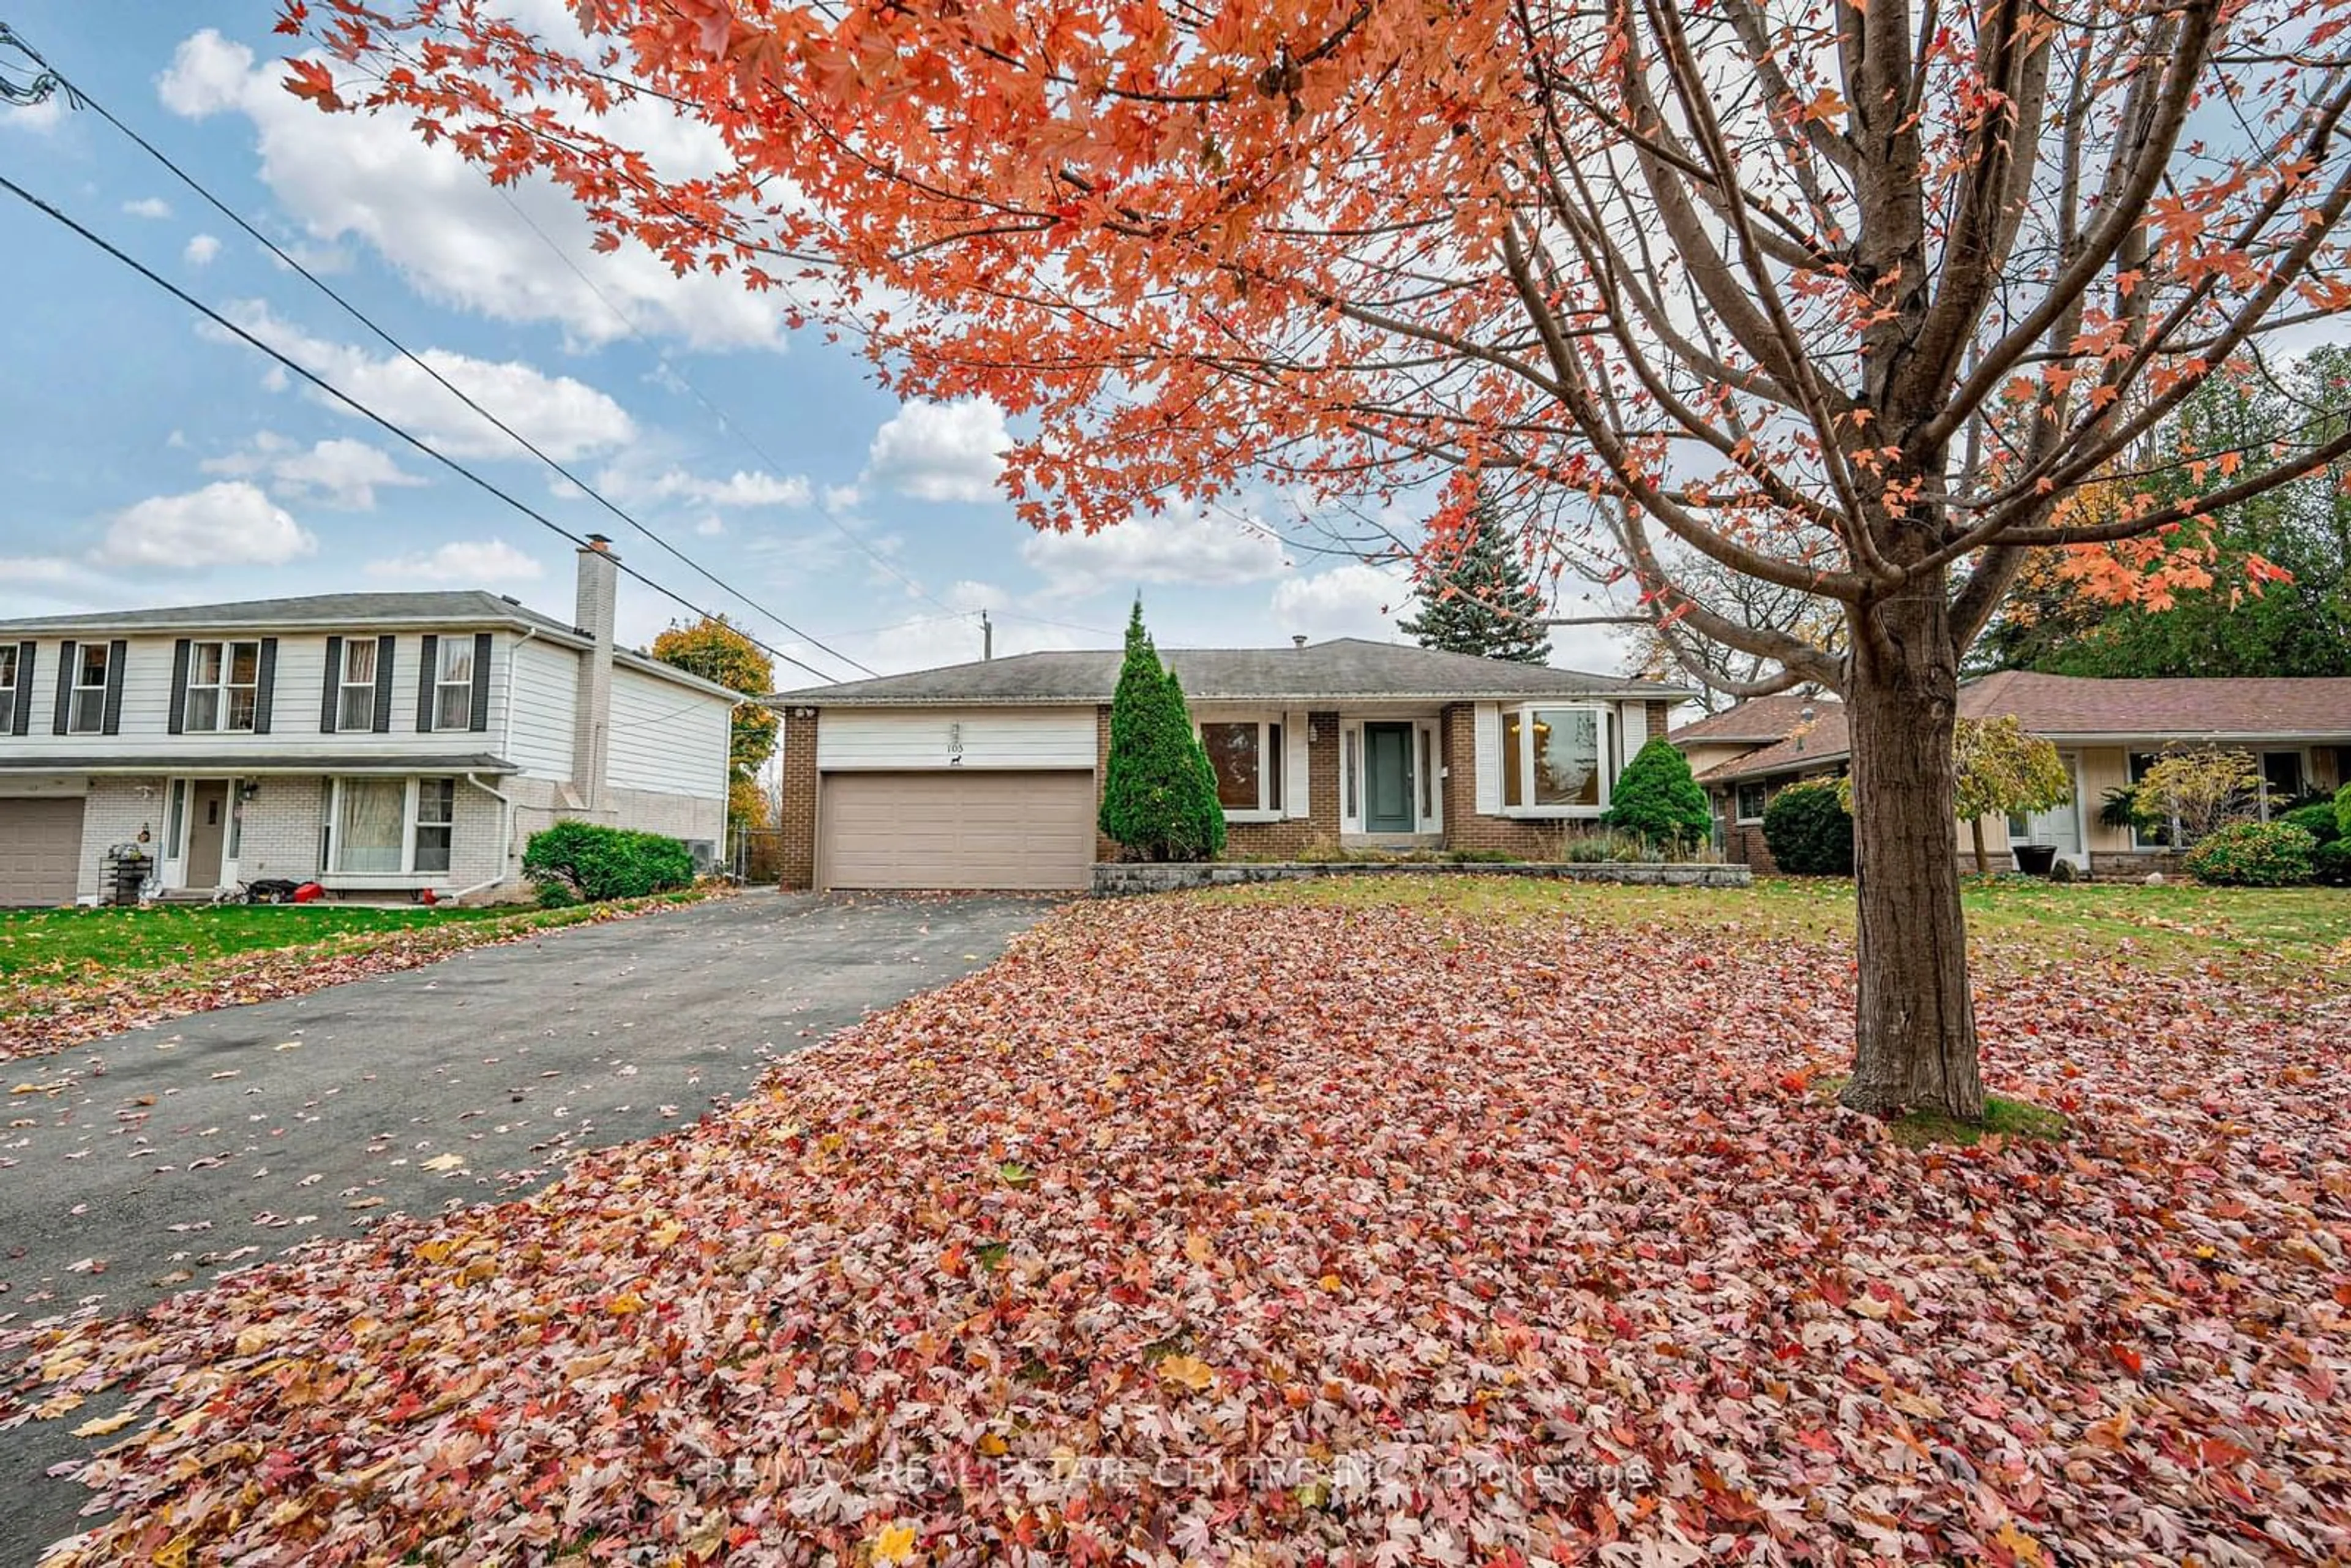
[
  {"left": 1676, "top": 672, "right": 2351, "bottom": 875},
  {"left": 767, "top": 639, "right": 1691, "bottom": 890}
]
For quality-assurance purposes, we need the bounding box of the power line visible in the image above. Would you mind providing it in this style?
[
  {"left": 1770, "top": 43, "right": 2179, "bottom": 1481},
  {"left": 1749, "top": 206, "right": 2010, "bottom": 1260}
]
[
  {"left": 0, "top": 168, "right": 855, "bottom": 686},
  {"left": 0, "top": 21, "right": 877, "bottom": 681}
]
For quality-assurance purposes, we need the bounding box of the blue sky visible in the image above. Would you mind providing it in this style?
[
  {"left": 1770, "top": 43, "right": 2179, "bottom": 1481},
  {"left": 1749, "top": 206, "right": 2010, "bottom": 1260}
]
[{"left": 0, "top": 2, "right": 1635, "bottom": 681}]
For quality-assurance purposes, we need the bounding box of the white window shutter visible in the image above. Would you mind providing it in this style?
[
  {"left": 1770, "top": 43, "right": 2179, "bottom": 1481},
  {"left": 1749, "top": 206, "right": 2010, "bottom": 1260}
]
[
  {"left": 1474, "top": 703, "right": 1502, "bottom": 815},
  {"left": 1620, "top": 700, "right": 1649, "bottom": 754},
  {"left": 1285, "top": 711, "right": 1310, "bottom": 818}
]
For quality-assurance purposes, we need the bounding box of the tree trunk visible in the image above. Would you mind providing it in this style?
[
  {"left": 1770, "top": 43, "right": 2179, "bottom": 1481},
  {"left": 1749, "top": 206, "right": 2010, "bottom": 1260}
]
[
  {"left": 1970, "top": 818, "right": 1989, "bottom": 877},
  {"left": 1839, "top": 587, "right": 1986, "bottom": 1122}
]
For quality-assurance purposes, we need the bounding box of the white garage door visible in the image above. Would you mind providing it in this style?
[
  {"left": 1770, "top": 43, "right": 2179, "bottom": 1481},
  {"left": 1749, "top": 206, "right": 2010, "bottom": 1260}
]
[
  {"left": 0, "top": 797, "right": 86, "bottom": 907},
  {"left": 821, "top": 771, "right": 1095, "bottom": 891}
]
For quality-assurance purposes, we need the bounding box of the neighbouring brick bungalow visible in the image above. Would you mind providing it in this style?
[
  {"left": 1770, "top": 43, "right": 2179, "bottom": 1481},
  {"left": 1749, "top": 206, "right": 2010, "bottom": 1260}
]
[
  {"left": 1677, "top": 672, "right": 2351, "bottom": 876},
  {"left": 767, "top": 639, "right": 1692, "bottom": 891}
]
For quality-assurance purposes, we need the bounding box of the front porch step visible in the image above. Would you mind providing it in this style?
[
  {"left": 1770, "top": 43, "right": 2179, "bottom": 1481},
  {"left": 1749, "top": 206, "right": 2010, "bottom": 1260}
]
[{"left": 152, "top": 888, "right": 227, "bottom": 904}]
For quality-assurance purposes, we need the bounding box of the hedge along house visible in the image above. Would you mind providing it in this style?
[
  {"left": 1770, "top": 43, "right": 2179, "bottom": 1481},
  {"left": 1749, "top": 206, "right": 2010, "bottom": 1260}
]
[
  {"left": 767, "top": 639, "right": 1692, "bottom": 891},
  {"left": 0, "top": 539, "right": 738, "bottom": 906},
  {"left": 1681, "top": 673, "right": 2351, "bottom": 876}
]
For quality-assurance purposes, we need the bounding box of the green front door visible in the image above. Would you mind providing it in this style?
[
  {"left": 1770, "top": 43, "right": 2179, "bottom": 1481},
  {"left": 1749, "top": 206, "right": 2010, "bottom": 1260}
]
[{"left": 1364, "top": 723, "right": 1415, "bottom": 833}]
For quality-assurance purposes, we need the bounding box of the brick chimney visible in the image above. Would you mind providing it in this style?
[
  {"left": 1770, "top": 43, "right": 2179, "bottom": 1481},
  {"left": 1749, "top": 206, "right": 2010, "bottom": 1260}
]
[{"left": 573, "top": 535, "right": 618, "bottom": 814}]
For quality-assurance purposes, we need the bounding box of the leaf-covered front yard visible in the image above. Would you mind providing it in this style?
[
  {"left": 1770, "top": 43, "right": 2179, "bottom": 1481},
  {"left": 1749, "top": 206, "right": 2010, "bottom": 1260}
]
[{"left": 5, "top": 881, "right": 2347, "bottom": 1563}]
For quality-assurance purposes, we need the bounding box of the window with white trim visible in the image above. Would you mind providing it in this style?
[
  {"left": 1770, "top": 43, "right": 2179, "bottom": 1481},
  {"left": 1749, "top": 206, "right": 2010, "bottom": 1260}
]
[
  {"left": 68, "top": 643, "right": 110, "bottom": 734},
  {"left": 434, "top": 638, "right": 474, "bottom": 731},
  {"left": 415, "top": 778, "right": 455, "bottom": 873},
  {"left": 1498, "top": 705, "right": 1610, "bottom": 812},
  {"left": 338, "top": 637, "right": 378, "bottom": 732},
  {"left": 0, "top": 644, "right": 16, "bottom": 733},
  {"left": 329, "top": 776, "right": 459, "bottom": 876},
  {"left": 185, "top": 640, "right": 261, "bottom": 733},
  {"left": 1199, "top": 719, "right": 1284, "bottom": 814}
]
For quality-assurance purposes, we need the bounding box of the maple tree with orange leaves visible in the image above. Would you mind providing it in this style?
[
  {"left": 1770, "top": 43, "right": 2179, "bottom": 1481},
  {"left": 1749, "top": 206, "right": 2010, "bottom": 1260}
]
[{"left": 279, "top": 0, "right": 2351, "bottom": 1121}]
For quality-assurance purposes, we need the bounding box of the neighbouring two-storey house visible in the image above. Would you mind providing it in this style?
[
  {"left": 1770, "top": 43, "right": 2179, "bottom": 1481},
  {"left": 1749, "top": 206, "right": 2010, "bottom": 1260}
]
[{"left": 0, "top": 539, "right": 737, "bottom": 906}]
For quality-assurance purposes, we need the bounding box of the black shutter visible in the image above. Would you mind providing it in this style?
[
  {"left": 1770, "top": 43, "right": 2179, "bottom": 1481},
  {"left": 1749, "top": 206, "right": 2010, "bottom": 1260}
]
[
  {"left": 372, "top": 634, "right": 396, "bottom": 733},
  {"left": 12, "top": 642, "right": 33, "bottom": 737},
  {"left": 469, "top": 632, "right": 492, "bottom": 733},
  {"left": 253, "top": 638, "right": 278, "bottom": 734},
  {"left": 167, "top": 639, "right": 192, "bottom": 735},
  {"left": 320, "top": 635, "right": 343, "bottom": 733},
  {"left": 51, "top": 639, "right": 74, "bottom": 735},
  {"left": 416, "top": 634, "right": 440, "bottom": 732},
  {"left": 100, "top": 640, "right": 127, "bottom": 735}
]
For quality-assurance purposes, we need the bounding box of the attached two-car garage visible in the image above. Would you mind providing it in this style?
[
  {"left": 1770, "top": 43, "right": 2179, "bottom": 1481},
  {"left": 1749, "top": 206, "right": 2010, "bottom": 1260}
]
[
  {"left": 0, "top": 797, "right": 86, "bottom": 907},
  {"left": 819, "top": 770, "right": 1095, "bottom": 891}
]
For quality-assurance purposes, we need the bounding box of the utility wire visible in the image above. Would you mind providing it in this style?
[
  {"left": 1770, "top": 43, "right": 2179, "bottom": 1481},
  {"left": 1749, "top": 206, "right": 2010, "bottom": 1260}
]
[
  {"left": 0, "top": 21, "right": 877, "bottom": 680},
  {"left": 0, "top": 168, "right": 855, "bottom": 686}
]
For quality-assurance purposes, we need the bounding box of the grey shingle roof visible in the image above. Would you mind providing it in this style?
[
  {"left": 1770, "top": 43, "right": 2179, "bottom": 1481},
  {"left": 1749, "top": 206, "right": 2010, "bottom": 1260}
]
[
  {"left": 0, "top": 591, "right": 582, "bottom": 639},
  {"left": 771, "top": 638, "right": 1692, "bottom": 707}
]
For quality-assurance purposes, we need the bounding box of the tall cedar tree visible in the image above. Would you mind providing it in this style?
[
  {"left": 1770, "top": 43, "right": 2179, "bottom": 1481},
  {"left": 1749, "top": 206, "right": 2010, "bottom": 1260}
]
[
  {"left": 650, "top": 617, "right": 772, "bottom": 830},
  {"left": 1397, "top": 497, "right": 1553, "bottom": 664},
  {"left": 1600, "top": 740, "right": 1714, "bottom": 849},
  {"left": 302, "top": 0, "right": 2351, "bottom": 1123},
  {"left": 1098, "top": 604, "right": 1226, "bottom": 861}
]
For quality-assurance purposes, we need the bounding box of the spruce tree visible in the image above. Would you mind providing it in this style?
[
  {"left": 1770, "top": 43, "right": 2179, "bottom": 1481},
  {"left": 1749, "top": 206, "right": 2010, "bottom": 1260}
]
[
  {"left": 1398, "top": 495, "right": 1553, "bottom": 664},
  {"left": 1600, "top": 738, "right": 1714, "bottom": 850},
  {"left": 1098, "top": 602, "right": 1228, "bottom": 861}
]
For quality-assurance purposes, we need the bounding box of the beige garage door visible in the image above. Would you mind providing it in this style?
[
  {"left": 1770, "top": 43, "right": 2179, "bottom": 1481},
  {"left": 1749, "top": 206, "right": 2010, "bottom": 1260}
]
[
  {"left": 0, "top": 797, "right": 86, "bottom": 907},
  {"left": 822, "top": 770, "right": 1095, "bottom": 891}
]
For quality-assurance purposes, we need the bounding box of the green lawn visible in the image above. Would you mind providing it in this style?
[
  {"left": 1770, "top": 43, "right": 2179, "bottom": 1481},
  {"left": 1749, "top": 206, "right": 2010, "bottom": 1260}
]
[
  {"left": 0, "top": 902, "right": 531, "bottom": 988},
  {"left": 1207, "top": 873, "right": 2351, "bottom": 977}
]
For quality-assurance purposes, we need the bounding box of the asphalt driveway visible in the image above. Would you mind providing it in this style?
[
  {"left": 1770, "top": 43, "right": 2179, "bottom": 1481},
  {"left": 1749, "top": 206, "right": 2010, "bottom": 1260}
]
[{"left": 0, "top": 889, "right": 1057, "bottom": 1564}]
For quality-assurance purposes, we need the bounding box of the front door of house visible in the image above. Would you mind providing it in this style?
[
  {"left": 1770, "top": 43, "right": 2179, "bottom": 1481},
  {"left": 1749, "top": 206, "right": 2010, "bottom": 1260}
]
[
  {"left": 186, "top": 781, "right": 230, "bottom": 888},
  {"left": 1363, "top": 723, "right": 1416, "bottom": 833},
  {"left": 2009, "top": 752, "right": 2085, "bottom": 869}
]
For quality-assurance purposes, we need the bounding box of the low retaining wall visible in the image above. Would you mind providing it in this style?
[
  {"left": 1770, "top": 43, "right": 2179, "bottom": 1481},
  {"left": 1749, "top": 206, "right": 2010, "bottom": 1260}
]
[{"left": 1093, "top": 860, "right": 1753, "bottom": 896}]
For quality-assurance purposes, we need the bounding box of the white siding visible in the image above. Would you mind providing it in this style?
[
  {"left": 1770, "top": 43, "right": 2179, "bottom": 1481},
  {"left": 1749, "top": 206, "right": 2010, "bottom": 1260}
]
[
  {"left": 502, "top": 634, "right": 580, "bottom": 779},
  {"left": 607, "top": 666, "right": 731, "bottom": 799},
  {"left": 1620, "top": 700, "right": 1649, "bottom": 756},
  {"left": 1474, "top": 702, "right": 1502, "bottom": 814},
  {"left": 1, "top": 632, "right": 522, "bottom": 763},
  {"left": 816, "top": 707, "right": 1096, "bottom": 771}
]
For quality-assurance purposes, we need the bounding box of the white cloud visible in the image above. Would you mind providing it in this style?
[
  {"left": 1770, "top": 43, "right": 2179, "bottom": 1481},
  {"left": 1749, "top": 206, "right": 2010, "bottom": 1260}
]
[
  {"left": 184, "top": 233, "right": 222, "bottom": 266},
  {"left": 156, "top": 29, "right": 788, "bottom": 351},
  {"left": 862, "top": 399, "right": 1008, "bottom": 503},
  {"left": 0, "top": 555, "right": 76, "bottom": 582},
  {"left": 122, "top": 197, "right": 174, "bottom": 220},
  {"left": 1022, "top": 501, "right": 1288, "bottom": 598},
  {"left": 206, "top": 300, "right": 635, "bottom": 461},
  {"left": 595, "top": 466, "right": 812, "bottom": 509},
  {"left": 1, "top": 94, "right": 62, "bottom": 134},
  {"left": 1270, "top": 563, "right": 1414, "bottom": 642},
  {"left": 366, "top": 538, "right": 545, "bottom": 584},
  {"left": 204, "top": 433, "right": 424, "bottom": 511},
  {"left": 96, "top": 482, "right": 318, "bottom": 569},
  {"left": 693, "top": 515, "right": 725, "bottom": 537}
]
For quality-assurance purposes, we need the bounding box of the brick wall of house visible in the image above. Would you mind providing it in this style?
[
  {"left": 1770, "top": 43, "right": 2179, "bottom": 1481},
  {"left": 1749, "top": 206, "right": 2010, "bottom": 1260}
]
[
  {"left": 777, "top": 708, "right": 819, "bottom": 890},
  {"left": 1647, "top": 700, "right": 1675, "bottom": 745},
  {"left": 1092, "top": 703, "right": 1118, "bottom": 864},
  {"left": 1221, "top": 710, "right": 1342, "bottom": 858},
  {"left": 1437, "top": 703, "right": 1566, "bottom": 858},
  {"left": 1722, "top": 819, "right": 1779, "bottom": 874}
]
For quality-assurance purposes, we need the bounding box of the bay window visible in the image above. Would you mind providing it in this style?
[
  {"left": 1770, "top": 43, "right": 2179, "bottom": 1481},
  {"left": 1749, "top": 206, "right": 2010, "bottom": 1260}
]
[
  {"left": 1199, "top": 718, "right": 1284, "bottom": 815},
  {"left": 1498, "top": 705, "right": 1610, "bottom": 813},
  {"left": 328, "top": 777, "right": 460, "bottom": 877},
  {"left": 185, "top": 640, "right": 261, "bottom": 733}
]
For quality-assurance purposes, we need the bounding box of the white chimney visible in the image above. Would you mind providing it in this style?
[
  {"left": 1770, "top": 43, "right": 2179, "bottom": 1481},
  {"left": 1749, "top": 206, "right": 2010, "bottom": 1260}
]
[
  {"left": 1292, "top": 634, "right": 1308, "bottom": 649},
  {"left": 573, "top": 535, "right": 618, "bottom": 814}
]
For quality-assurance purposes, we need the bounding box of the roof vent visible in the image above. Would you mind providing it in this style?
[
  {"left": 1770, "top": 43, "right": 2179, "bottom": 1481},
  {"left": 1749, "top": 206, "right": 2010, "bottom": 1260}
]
[
  {"left": 1292, "top": 634, "right": 1308, "bottom": 649},
  {"left": 500, "top": 595, "right": 522, "bottom": 606}
]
